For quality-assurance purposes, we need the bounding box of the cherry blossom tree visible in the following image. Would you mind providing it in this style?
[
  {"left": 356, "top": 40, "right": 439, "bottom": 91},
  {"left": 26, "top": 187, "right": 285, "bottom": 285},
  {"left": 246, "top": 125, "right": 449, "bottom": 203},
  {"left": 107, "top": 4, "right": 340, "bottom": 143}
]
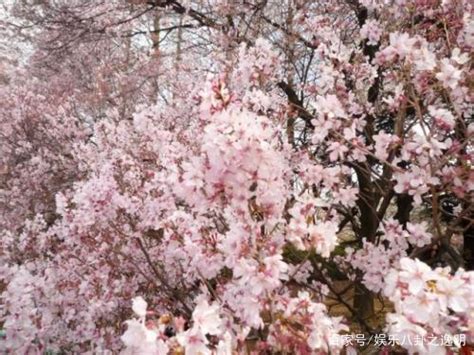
[{"left": 1, "top": 0, "right": 473, "bottom": 354}]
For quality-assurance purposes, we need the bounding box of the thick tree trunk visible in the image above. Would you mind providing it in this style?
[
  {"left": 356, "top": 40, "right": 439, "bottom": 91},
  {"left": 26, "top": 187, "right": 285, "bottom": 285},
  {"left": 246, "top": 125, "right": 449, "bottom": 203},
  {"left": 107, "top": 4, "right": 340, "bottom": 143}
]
[
  {"left": 354, "top": 282, "right": 374, "bottom": 320},
  {"left": 463, "top": 223, "right": 474, "bottom": 270},
  {"left": 151, "top": 13, "right": 160, "bottom": 100},
  {"left": 394, "top": 193, "right": 414, "bottom": 227}
]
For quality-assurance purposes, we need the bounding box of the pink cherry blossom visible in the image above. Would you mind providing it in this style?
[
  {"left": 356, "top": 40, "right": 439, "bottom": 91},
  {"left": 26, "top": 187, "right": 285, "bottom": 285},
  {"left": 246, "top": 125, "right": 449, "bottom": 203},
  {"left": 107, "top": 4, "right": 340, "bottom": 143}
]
[
  {"left": 360, "top": 19, "right": 383, "bottom": 46},
  {"left": 406, "top": 222, "right": 432, "bottom": 248},
  {"left": 398, "top": 258, "right": 435, "bottom": 295},
  {"left": 131, "top": 296, "right": 148, "bottom": 319},
  {"left": 191, "top": 298, "right": 223, "bottom": 336},
  {"left": 436, "top": 59, "right": 463, "bottom": 90},
  {"left": 428, "top": 106, "right": 456, "bottom": 131}
]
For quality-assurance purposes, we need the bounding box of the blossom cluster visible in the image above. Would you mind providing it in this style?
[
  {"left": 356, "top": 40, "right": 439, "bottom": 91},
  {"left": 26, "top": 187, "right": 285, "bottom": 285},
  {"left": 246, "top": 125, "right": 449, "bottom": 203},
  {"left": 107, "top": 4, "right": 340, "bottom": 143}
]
[{"left": 384, "top": 258, "right": 473, "bottom": 354}]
